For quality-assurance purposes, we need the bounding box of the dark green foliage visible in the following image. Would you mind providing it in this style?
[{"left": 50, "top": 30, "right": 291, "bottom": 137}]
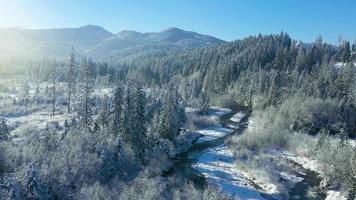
[
  {"left": 122, "top": 33, "right": 355, "bottom": 136},
  {"left": 0, "top": 118, "right": 9, "bottom": 141},
  {"left": 155, "top": 86, "right": 186, "bottom": 141},
  {"left": 337, "top": 40, "right": 351, "bottom": 62},
  {"left": 67, "top": 47, "right": 77, "bottom": 113},
  {"left": 109, "top": 86, "right": 123, "bottom": 137},
  {"left": 19, "top": 166, "right": 53, "bottom": 200},
  {"left": 77, "top": 58, "right": 95, "bottom": 130}
]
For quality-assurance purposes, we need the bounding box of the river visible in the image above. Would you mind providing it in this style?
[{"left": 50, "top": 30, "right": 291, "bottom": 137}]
[{"left": 165, "top": 105, "right": 326, "bottom": 200}]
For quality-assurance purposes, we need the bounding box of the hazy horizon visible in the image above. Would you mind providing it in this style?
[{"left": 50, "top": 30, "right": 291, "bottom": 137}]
[{"left": 1, "top": 0, "right": 355, "bottom": 44}]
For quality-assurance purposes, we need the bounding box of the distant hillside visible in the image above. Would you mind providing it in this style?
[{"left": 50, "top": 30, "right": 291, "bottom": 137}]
[{"left": 0, "top": 25, "right": 225, "bottom": 60}]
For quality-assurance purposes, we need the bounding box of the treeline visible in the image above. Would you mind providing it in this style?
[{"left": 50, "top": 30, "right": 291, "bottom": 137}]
[
  {"left": 124, "top": 33, "right": 356, "bottom": 137},
  {"left": 0, "top": 33, "right": 354, "bottom": 137}
]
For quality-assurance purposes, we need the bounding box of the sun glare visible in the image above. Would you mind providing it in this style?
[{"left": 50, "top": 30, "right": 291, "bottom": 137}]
[{"left": 0, "top": 1, "right": 32, "bottom": 28}]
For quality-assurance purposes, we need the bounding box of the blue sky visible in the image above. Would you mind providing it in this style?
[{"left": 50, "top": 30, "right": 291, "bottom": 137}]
[{"left": 0, "top": 0, "right": 355, "bottom": 44}]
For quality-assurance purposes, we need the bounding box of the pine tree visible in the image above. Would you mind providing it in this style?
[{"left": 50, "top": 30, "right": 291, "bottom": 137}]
[
  {"left": 338, "top": 40, "right": 351, "bottom": 62},
  {"left": 109, "top": 86, "right": 123, "bottom": 137},
  {"left": 21, "top": 166, "right": 52, "bottom": 200},
  {"left": 351, "top": 41, "right": 356, "bottom": 61},
  {"left": 132, "top": 83, "right": 148, "bottom": 163},
  {"left": 97, "top": 95, "right": 111, "bottom": 131},
  {"left": 33, "top": 83, "right": 40, "bottom": 104},
  {"left": 0, "top": 118, "right": 9, "bottom": 141},
  {"left": 77, "top": 58, "right": 94, "bottom": 130},
  {"left": 156, "top": 87, "right": 185, "bottom": 141},
  {"left": 50, "top": 63, "right": 57, "bottom": 117},
  {"left": 121, "top": 85, "right": 134, "bottom": 146},
  {"left": 21, "top": 81, "right": 30, "bottom": 102},
  {"left": 67, "top": 47, "right": 76, "bottom": 113}
]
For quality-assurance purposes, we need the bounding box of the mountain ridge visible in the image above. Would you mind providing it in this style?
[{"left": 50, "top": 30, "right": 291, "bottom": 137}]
[{"left": 0, "top": 25, "right": 225, "bottom": 60}]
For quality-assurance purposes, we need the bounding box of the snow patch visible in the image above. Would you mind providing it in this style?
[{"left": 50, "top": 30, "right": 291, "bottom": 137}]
[
  {"left": 196, "top": 127, "right": 233, "bottom": 143},
  {"left": 209, "top": 107, "right": 232, "bottom": 117},
  {"left": 325, "top": 190, "right": 347, "bottom": 200},
  {"left": 185, "top": 107, "right": 199, "bottom": 113},
  {"left": 230, "top": 112, "right": 246, "bottom": 123},
  {"left": 93, "top": 87, "right": 113, "bottom": 97}
]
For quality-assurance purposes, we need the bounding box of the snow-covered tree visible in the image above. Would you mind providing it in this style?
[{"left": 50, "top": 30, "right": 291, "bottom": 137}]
[
  {"left": 155, "top": 87, "right": 185, "bottom": 141},
  {"left": 0, "top": 118, "right": 9, "bottom": 141},
  {"left": 19, "top": 166, "right": 53, "bottom": 200},
  {"left": 67, "top": 47, "right": 77, "bottom": 113},
  {"left": 132, "top": 83, "right": 148, "bottom": 163},
  {"left": 50, "top": 64, "right": 57, "bottom": 117},
  {"left": 109, "top": 86, "right": 123, "bottom": 137},
  {"left": 77, "top": 58, "right": 94, "bottom": 130}
]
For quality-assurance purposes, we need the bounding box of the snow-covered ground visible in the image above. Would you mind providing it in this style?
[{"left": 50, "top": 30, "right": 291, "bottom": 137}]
[
  {"left": 196, "top": 127, "right": 233, "bottom": 143},
  {"left": 230, "top": 112, "right": 246, "bottom": 123},
  {"left": 5, "top": 109, "right": 73, "bottom": 144},
  {"left": 325, "top": 190, "right": 347, "bottom": 200},
  {"left": 334, "top": 61, "right": 356, "bottom": 69},
  {"left": 208, "top": 107, "right": 232, "bottom": 120},
  {"left": 93, "top": 87, "right": 113, "bottom": 97},
  {"left": 193, "top": 145, "right": 266, "bottom": 200},
  {"left": 6, "top": 110, "right": 72, "bottom": 130},
  {"left": 185, "top": 107, "right": 199, "bottom": 113}
]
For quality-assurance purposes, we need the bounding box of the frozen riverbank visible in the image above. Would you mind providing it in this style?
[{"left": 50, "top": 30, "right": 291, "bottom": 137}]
[
  {"left": 193, "top": 145, "right": 266, "bottom": 199},
  {"left": 191, "top": 108, "right": 270, "bottom": 199}
]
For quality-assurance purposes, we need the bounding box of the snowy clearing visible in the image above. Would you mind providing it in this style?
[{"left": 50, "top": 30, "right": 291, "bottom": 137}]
[
  {"left": 5, "top": 110, "right": 73, "bottom": 144},
  {"left": 6, "top": 110, "right": 72, "bottom": 130}
]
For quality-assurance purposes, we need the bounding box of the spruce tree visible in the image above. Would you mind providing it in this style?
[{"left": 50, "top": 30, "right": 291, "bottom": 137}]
[
  {"left": 121, "top": 85, "right": 134, "bottom": 146},
  {"left": 110, "top": 86, "right": 123, "bottom": 137},
  {"left": 157, "top": 87, "right": 185, "bottom": 141},
  {"left": 21, "top": 166, "right": 52, "bottom": 200},
  {"left": 50, "top": 63, "right": 57, "bottom": 117},
  {"left": 132, "top": 83, "right": 148, "bottom": 163},
  {"left": 77, "top": 58, "right": 94, "bottom": 130},
  {"left": 0, "top": 118, "right": 9, "bottom": 141},
  {"left": 67, "top": 47, "right": 76, "bottom": 113}
]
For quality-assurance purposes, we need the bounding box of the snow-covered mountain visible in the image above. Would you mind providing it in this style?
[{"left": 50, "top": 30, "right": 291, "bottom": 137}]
[{"left": 0, "top": 25, "right": 225, "bottom": 60}]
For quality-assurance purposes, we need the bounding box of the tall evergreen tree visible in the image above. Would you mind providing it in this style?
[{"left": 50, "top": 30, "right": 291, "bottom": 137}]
[
  {"left": 156, "top": 87, "right": 185, "bottom": 141},
  {"left": 338, "top": 40, "right": 351, "bottom": 62},
  {"left": 0, "top": 118, "right": 9, "bottom": 141},
  {"left": 132, "top": 83, "right": 148, "bottom": 162},
  {"left": 121, "top": 85, "right": 134, "bottom": 145},
  {"left": 109, "top": 86, "right": 123, "bottom": 137},
  {"left": 77, "top": 58, "right": 94, "bottom": 130},
  {"left": 50, "top": 63, "right": 57, "bottom": 117},
  {"left": 67, "top": 47, "right": 76, "bottom": 113},
  {"left": 20, "top": 166, "right": 52, "bottom": 200}
]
